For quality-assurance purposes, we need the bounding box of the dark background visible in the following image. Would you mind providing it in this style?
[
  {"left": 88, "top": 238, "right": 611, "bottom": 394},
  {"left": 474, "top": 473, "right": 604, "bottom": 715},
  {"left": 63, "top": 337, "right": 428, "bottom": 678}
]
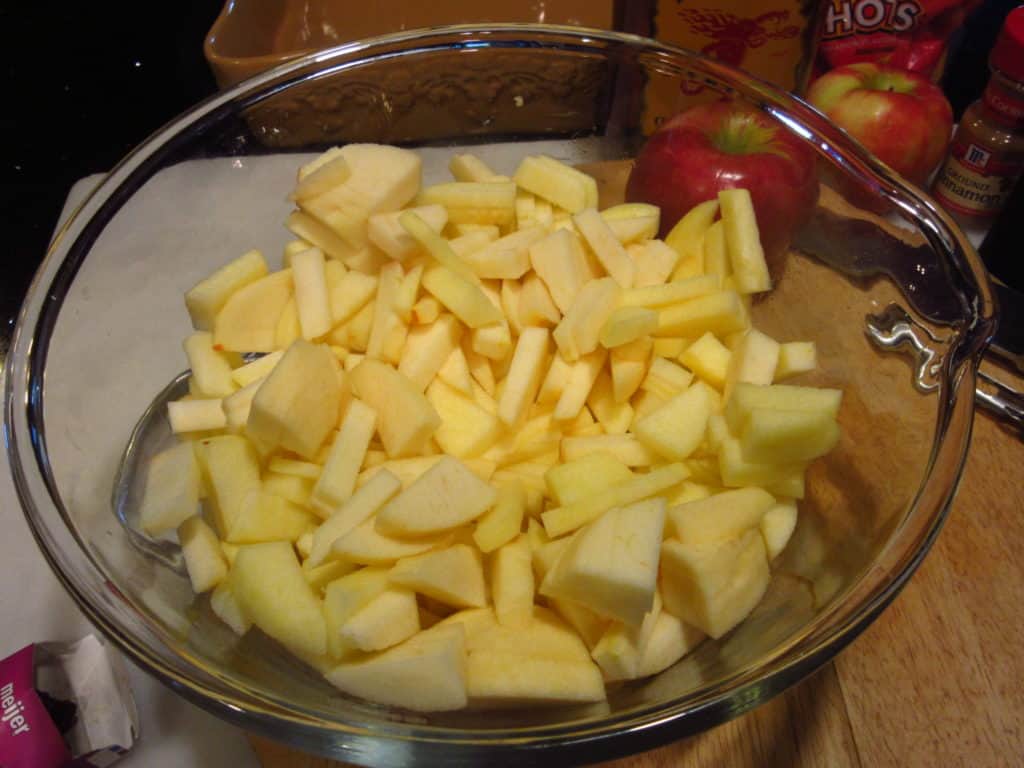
[{"left": 1, "top": 1, "right": 1019, "bottom": 365}]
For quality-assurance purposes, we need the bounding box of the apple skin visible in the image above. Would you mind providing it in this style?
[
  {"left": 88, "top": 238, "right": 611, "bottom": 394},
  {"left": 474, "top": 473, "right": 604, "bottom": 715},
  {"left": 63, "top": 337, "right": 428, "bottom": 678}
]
[
  {"left": 626, "top": 101, "right": 818, "bottom": 267},
  {"left": 806, "top": 62, "right": 952, "bottom": 186}
]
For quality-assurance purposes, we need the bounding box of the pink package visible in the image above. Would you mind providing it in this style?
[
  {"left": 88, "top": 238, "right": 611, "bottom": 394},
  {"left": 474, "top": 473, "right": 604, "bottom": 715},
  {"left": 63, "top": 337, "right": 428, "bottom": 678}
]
[{"left": 0, "top": 636, "right": 138, "bottom": 768}]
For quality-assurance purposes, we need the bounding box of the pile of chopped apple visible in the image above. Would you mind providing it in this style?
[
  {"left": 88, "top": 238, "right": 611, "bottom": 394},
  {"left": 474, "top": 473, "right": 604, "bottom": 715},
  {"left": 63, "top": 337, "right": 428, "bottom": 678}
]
[{"left": 137, "top": 144, "right": 841, "bottom": 712}]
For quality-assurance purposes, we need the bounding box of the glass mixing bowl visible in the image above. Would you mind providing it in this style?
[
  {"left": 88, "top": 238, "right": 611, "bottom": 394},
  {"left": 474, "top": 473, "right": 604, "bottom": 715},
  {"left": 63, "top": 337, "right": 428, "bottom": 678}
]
[{"left": 4, "top": 25, "right": 995, "bottom": 766}]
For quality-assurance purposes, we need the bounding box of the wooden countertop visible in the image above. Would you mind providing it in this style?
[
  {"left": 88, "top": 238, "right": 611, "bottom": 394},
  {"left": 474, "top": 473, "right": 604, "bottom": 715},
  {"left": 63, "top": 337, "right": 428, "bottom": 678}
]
[{"left": 251, "top": 396, "right": 1024, "bottom": 767}]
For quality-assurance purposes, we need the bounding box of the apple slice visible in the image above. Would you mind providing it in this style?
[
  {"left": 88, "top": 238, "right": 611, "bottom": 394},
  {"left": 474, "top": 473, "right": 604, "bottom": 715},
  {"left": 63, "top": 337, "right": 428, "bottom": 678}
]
[
  {"left": 723, "top": 328, "right": 780, "bottom": 400},
  {"left": 636, "top": 609, "right": 705, "bottom": 677},
  {"left": 573, "top": 208, "right": 636, "bottom": 288},
  {"left": 375, "top": 455, "right": 497, "bottom": 536},
  {"left": 417, "top": 181, "right": 517, "bottom": 226},
  {"left": 307, "top": 469, "right": 402, "bottom": 569},
  {"left": 178, "top": 516, "right": 228, "bottom": 594},
  {"left": 338, "top": 587, "right": 420, "bottom": 652},
  {"left": 473, "top": 482, "right": 526, "bottom": 554},
  {"left": 226, "top": 490, "right": 316, "bottom": 544},
  {"left": 774, "top": 341, "right": 817, "bottom": 380},
  {"left": 497, "top": 327, "right": 550, "bottom": 426},
  {"left": 666, "top": 486, "right": 775, "bottom": 545},
  {"left": 719, "top": 188, "right": 771, "bottom": 292},
  {"left": 139, "top": 441, "right": 201, "bottom": 535},
  {"left": 311, "top": 398, "right": 378, "bottom": 514},
  {"left": 210, "top": 581, "right": 252, "bottom": 636},
  {"left": 491, "top": 536, "right": 534, "bottom": 628},
  {"left": 349, "top": 358, "right": 441, "bottom": 458},
  {"left": 290, "top": 154, "right": 351, "bottom": 202},
  {"left": 232, "top": 541, "right": 327, "bottom": 658},
  {"left": 633, "top": 381, "right": 713, "bottom": 461},
  {"left": 230, "top": 350, "right": 283, "bottom": 388},
  {"left": 541, "top": 497, "right": 666, "bottom": 626},
  {"left": 185, "top": 249, "right": 269, "bottom": 331},
  {"left": 600, "top": 203, "right": 660, "bottom": 243},
  {"left": 450, "top": 153, "right": 505, "bottom": 182},
  {"left": 398, "top": 314, "right": 463, "bottom": 391},
  {"left": 724, "top": 383, "right": 843, "bottom": 433},
  {"left": 599, "top": 307, "right": 658, "bottom": 349},
  {"left": 541, "top": 463, "right": 685, "bottom": 538},
  {"left": 247, "top": 339, "right": 341, "bottom": 459},
  {"left": 390, "top": 544, "right": 487, "bottom": 609},
  {"left": 654, "top": 290, "right": 749, "bottom": 339},
  {"left": 427, "top": 377, "right": 503, "bottom": 459},
  {"left": 680, "top": 332, "right": 731, "bottom": 389},
  {"left": 512, "top": 155, "right": 598, "bottom": 213},
  {"left": 323, "top": 566, "right": 390, "bottom": 658},
  {"left": 422, "top": 265, "right": 504, "bottom": 329},
  {"left": 291, "top": 247, "right": 333, "bottom": 340},
  {"left": 332, "top": 517, "right": 451, "bottom": 565},
  {"left": 528, "top": 229, "right": 591, "bottom": 314},
  {"left": 368, "top": 204, "right": 447, "bottom": 261},
  {"left": 519, "top": 273, "right": 561, "bottom": 327},
  {"left": 463, "top": 227, "right": 546, "bottom": 279},
  {"left": 620, "top": 274, "right": 721, "bottom": 309},
  {"left": 184, "top": 331, "right": 236, "bottom": 397},
  {"left": 194, "top": 435, "right": 261, "bottom": 538},
  {"left": 213, "top": 269, "right": 294, "bottom": 353},
  {"left": 552, "top": 278, "right": 620, "bottom": 361},
  {"left": 436, "top": 345, "right": 475, "bottom": 395},
  {"left": 559, "top": 434, "right": 658, "bottom": 467},
  {"left": 325, "top": 623, "right": 468, "bottom": 711}
]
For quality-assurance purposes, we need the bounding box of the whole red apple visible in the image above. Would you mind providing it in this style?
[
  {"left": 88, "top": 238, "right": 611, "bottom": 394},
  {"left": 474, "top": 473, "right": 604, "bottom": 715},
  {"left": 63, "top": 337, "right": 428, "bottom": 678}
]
[
  {"left": 806, "top": 62, "right": 952, "bottom": 186},
  {"left": 625, "top": 100, "right": 818, "bottom": 265}
]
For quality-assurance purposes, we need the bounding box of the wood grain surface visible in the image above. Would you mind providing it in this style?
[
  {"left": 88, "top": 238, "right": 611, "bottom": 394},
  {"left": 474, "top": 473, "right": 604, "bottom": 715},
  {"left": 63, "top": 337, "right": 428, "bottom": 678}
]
[{"left": 250, "top": 402, "right": 1024, "bottom": 767}]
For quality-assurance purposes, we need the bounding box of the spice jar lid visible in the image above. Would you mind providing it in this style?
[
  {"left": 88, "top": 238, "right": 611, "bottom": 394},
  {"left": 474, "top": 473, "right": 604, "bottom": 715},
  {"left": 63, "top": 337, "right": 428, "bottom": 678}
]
[{"left": 992, "top": 7, "right": 1024, "bottom": 82}]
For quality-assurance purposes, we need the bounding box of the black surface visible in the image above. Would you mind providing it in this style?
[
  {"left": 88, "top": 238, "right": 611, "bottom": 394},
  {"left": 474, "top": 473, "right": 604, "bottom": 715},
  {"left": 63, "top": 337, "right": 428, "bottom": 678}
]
[{"left": 1, "top": 3, "right": 223, "bottom": 364}]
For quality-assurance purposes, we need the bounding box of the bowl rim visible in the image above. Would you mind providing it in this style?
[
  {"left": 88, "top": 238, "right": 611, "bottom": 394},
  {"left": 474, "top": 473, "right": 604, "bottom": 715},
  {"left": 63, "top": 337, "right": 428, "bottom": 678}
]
[{"left": 3, "top": 22, "right": 997, "bottom": 764}]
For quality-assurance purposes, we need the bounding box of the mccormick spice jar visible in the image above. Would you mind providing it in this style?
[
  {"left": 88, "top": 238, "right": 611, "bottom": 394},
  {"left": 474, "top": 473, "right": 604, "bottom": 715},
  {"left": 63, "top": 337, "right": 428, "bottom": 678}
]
[{"left": 933, "top": 6, "right": 1024, "bottom": 224}]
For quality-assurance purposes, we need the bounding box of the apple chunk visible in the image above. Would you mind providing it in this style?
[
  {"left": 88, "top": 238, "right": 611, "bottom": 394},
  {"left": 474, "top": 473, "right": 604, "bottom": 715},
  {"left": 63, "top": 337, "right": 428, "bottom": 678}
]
[
  {"left": 139, "top": 442, "right": 201, "bottom": 535},
  {"left": 541, "top": 497, "right": 666, "bottom": 626},
  {"left": 348, "top": 358, "right": 441, "bottom": 458},
  {"left": 390, "top": 544, "right": 487, "bottom": 609},
  {"left": 375, "top": 455, "right": 497, "bottom": 536}
]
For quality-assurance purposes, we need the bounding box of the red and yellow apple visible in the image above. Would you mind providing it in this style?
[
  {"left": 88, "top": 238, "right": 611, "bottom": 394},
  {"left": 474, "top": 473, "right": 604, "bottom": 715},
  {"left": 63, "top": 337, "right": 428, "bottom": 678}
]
[
  {"left": 806, "top": 62, "right": 952, "bottom": 186},
  {"left": 625, "top": 101, "right": 818, "bottom": 268}
]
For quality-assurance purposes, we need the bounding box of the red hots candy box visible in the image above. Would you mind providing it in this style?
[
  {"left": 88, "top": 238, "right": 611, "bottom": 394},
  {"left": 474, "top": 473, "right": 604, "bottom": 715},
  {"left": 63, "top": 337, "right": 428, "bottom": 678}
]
[
  {"left": 0, "top": 637, "right": 138, "bottom": 768},
  {"left": 814, "top": 0, "right": 980, "bottom": 80}
]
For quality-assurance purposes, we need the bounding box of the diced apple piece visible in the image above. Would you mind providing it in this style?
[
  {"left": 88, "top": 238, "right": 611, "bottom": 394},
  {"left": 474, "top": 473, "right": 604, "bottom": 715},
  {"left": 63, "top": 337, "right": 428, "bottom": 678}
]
[
  {"left": 178, "top": 516, "right": 227, "bottom": 593},
  {"left": 609, "top": 337, "right": 651, "bottom": 403},
  {"left": 553, "top": 278, "right": 620, "bottom": 361},
  {"left": 333, "top": 517, "right": 451, "bottom": 565},
  {"left": 368, "top": 204, "right": 447, "bottom": 261},
  {"left": 398, "top": 314, "right": 463, "bottom": 391},
  {"left": 349, "top": 358, "right": 441, "bottom": 458},
  {"left": 186, "top": 250, "right": 270, "bottom": 332},
  {"left": 328, "top": 270, "right": 377, "bottom": 327},
  {"left": 290, "top": 247, "right": 333, "bottom": 339},
  {"left": 210, "top": 581, "right": 252, "bottom": 636},
  {"left": 655, "top": 290, "right": 748, "bottom": 339},
  {"left": 470, "top": 283, "right": 511, "bottom": 359},
  {"left": 426, "top": 377, "right": 502, "bottom": 459},
  {"left": 632, "top": 239, "right": 679, "bottom": 287},
  {"left": 542, "top": 498, "right": 666, "bottom": 626},
  {"left": 338, "top": 587, "right": 420, "bottom": 652},
  {"left": 586, "top": 370, "right": 633, "bottom": 435},
  {"left": 325, "top": 623, "right": 468, "bottom": 711},
  {"left": 464, "top": 227, "right": 546, "bottom": 279},
  {"left": 290, "top": 154, "right": 351, "bottom": 201},
  {"left": 634, "top": 382, "right": 712, "bottom": 461},
  {"left": 263, "top": 471, "right": 313, "bottom": 507},
  {"left": 665, "top": 198, "right": 719, "bottom": 276},
  {"left": 641, "top": 357, "right": 693, "bottom": 400},
  {"left": 573, "top": 208, "right": 635, "bottom": 288},
  {"left": 274, "top": 297, "right": 301, "bottom": 349},
  {"left": 590, "top": 595, "right": 662, "bottom": 681},
  {"left": 599, "top": 307, "right": 658, "bottom": 349},
  {"left": 497, "top": 327, "right": 549, "bottom": 426},
  {"left": 194, "top": 435, "right": 261, "bottom": 538},
  {"left": 391, "top": 544, "right": 487, "bottom": 609},
  {"left": 660, "top": 529, "right": 770, "bottom": 638},
  {"left": 286, "top": 210, "right": 364, "bottom": 264},
  {"left": 666, "top": 486, "right": 775, "bottom": 545},
  {"left": 411, "top": 296, "right": 441, "bottom": 325},
  {"left": 466, "top": 652, "right": 605, "bottom": 706},
  {"left": 422, "top": 265, "right": 503, "bottom": 329},
  {"left": 247, "top": 339, "right": 340, "bottom": 458},
  {"left": 529, "top": 229, "right": 591, "bottom": 314},
  {"left": 702, "top": 220, "right": 730, "bottom": 278},
  {"left": 437, "top": 345, "right": 475, "bottom": 395},
  {"left": 544, "top": 452, "right": 632, "bottom": 507},
  {"left": 375, "top": 455, "right": 497, "bottom": 536},
  {"left": 323, "top": 566, "right": 390, "bottom": 658},
  {"left": 680, "top": 332, "right": 731, "bottom": 389},
  {"left": 311, "top": 398, "right": 378, "bottom": 514},
  {"left": 636, "top": 610, "right": 705, "bottom": 677},
  {"left": 449, "top": 229, "right": 499, "bottom": 259},
  {"left": 560, "top": 434, "right": 659, "bottom": 467},
  {"left": 718, "top": 437, "right": 805, "bottom": 491},
  {"left": 463, "top": 342, "right": 497, "bottom": 396},
  {"left": 231, "top": 350, "right": 283, "bottom": 388},
  {"left": 761, "top": 499, "right": 798, "bottom": 560},
  {"left": 719, "top": 188, "right": 770, "bottom": 293},
  {"left": 307, "top": 470, "right": 401, "bottom": 569},
  {"left": 542, "top": 463, "right": 685, "bottom": 538},
  {"left": 139, "top": 442, "right": 201, "bottom": 535},
  {"left": 365, "top": 261, "right": 406, "bottom": 363},
  {"left": 740, "top": 407, "right": 840, "bottom": 464},
  {"left": 519, "top": 273, "right": 561, "bottom": 327},
  {"left": 600, "top": 203, "right": 660, "bottom": 243},
  {"left": 213, "top": 269, "right": 293, "bottom": 353},
  {"left": 232, "top": 541, "right": 327, "bottom": 657},
  {"left": 620, "top": 274, "right": 721, "bottom": 309},
  {"left": 513, "top": 155, "right": 598, "bottom": 213},
  {"left": 301, "top": 144, "right": 421, "bottom": 249},
  {"left": 305, "top": 559, "right": 358, "bottom": 594},
  {"left": 724, "top": 383, "right": 843, "bottom": 433},
  {"left": 723, "top": 328, "right": 780, "bottom": 400},
  {"left": 488, "top": 536, "right": 532, "bottom": 628},
  {"left": 418, "top": 181, "right": 517, "bottom": 226},
  {"left": 774, "top": 341, "right": 817, "bottom": 380},
  {"left": 184, "top": 331, "right": 237, "bottom": 398},
  {"left": 450, "top": 153, "right": 504, "bottom": 182},
  {"left": 226, "top": 490, "right": 316, "bottom": 543},
  {"left": 473, "top": 482, "right": 526, "bottom": 553}
]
